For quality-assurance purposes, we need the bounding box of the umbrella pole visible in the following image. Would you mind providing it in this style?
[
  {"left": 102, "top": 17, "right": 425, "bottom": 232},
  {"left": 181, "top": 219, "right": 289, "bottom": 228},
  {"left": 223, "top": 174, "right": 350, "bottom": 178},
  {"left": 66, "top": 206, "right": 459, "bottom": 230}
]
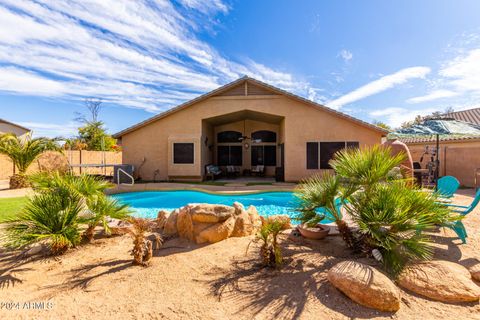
[{"left": 435, "top": 134, "right": 439, "bottom": 190}]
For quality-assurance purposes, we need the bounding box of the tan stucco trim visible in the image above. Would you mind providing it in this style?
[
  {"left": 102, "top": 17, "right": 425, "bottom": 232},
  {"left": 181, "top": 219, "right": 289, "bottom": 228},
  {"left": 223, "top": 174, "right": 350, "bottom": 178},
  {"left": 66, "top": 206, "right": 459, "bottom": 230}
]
[{"left": 113, "top": 77, "right": 388, "bottom": 138}]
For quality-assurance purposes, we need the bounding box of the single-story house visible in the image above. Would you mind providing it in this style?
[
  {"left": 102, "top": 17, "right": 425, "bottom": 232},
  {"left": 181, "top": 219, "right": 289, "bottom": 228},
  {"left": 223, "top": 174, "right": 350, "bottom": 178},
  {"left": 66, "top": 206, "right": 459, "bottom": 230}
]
[
  {"left": 0, "top": 118, "right": 30, "bottom": 137},
  {"left": 113, "top": 77, "right": 388, "bottom": 182}
]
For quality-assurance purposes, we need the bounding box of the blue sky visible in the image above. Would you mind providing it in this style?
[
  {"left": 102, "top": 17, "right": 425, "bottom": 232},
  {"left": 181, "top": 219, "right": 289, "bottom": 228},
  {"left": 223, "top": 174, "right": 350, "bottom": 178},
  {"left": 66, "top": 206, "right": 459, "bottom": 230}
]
[{"left": 0, "top": 0, "right": 480, "bottom": 137}]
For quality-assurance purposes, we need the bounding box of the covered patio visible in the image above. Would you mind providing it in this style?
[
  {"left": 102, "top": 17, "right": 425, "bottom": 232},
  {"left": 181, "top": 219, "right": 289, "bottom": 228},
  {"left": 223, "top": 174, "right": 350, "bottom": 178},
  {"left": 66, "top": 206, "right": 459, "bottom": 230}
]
[{"left": 201, "top": 109, "right": 285, "bottom": 181}]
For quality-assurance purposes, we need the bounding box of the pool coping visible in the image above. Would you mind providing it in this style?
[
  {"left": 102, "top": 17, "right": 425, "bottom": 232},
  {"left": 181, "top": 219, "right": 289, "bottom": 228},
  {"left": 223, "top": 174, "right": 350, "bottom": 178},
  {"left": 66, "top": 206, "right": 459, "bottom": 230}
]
[{"left": 106, "top": 182, "right": 298, "bottom": 195}]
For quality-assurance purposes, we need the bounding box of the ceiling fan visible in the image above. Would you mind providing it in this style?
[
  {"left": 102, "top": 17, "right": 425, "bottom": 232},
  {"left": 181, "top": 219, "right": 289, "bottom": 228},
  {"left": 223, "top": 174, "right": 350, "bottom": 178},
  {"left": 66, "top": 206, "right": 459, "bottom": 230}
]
[{"left": 238, "top": 120, "right": 261, "bottom": 143}]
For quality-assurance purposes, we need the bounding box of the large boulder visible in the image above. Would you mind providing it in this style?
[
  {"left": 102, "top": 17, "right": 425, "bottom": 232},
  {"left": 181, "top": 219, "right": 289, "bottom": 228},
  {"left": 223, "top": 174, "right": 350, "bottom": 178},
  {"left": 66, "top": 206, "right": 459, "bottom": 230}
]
[
  {"left": 190, "top": 204, "right": 234, "bottom": 223},
  {"left": 470, "top": 264, "right": 480, "bottom": 282},
  {"left": 156, "top": 210, "right": 170, "bottom": 229},
  {"left": 197, "top": 216, "right": 236, "bottom": 244},
  {"left": 164, "top": 209, "right": 179, "bottom": 235},
  {"left": 397, "top": 260, "right": 480, "bottom": 303},
  {"left": 247, "top": 206, "right": 262, "bottom": 231},
  {"left": 327, "top": 261, "right": 401, "bottom": 312},
  {"left": 231, "top": 210, "right": 254, "bottom": 237},
  {"left": 177, "top": 207, "right": 194, "bottom": 241}
]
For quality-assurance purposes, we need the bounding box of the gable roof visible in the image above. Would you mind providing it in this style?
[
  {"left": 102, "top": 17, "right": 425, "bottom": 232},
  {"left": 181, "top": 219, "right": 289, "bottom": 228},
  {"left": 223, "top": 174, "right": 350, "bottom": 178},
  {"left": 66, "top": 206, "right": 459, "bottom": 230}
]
[
  {"left": 113, "top": 76, "right": 389, "bottom": 138},
  {"left": 0, "top": 118, "right": 31, "bottom": 132},
  {"left": 444, "top": 107, "right": 480, "bottom": 125}
]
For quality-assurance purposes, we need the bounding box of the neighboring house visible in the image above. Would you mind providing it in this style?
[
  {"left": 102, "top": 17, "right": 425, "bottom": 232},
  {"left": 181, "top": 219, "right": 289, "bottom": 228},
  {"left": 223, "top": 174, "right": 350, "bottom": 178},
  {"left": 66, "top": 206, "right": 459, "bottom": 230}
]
[
  {"left": 400, "top": 113, "right": 480, "bottom": 187},
  {"left": 114, "top": 77, "right": 388, "bottom": 182},
  {"left": 0, "top": 118, "right": 30, "bottom": 137},
  {"left": 445, "top": 107, "right": 480, "bottom": 126}
]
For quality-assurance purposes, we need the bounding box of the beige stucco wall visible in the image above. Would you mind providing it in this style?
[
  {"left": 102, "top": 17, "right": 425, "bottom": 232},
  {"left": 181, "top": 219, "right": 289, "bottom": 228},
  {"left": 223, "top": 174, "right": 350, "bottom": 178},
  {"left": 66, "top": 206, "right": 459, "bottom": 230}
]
[
  {"left": 0, "top": 122, "right": 29, "bottom": 137},
  {"left": 407, "top": 139, "right": 480, "bottom": 187},
  {"left": 121, "top": 94, "right": 384, "bottom": 182}
]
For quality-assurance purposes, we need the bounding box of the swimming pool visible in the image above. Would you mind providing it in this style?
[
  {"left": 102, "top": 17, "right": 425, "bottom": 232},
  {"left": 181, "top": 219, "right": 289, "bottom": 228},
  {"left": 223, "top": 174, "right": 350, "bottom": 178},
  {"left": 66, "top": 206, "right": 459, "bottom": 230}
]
[{"left": 110, "top": 190, "right": 300, "bottom": 219}]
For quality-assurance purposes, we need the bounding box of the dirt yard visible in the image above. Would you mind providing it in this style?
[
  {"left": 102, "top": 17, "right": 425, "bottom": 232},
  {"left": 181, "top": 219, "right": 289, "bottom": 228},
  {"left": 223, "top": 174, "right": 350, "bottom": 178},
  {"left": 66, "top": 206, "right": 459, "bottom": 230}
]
[{"left": 1, "top": 190, "right": 479, "bottom": 320}]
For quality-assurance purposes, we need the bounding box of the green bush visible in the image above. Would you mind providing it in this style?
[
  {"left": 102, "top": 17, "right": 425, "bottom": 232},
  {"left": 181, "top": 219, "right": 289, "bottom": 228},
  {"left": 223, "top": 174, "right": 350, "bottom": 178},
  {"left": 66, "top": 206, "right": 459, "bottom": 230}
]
[
  {"left": 4, "top": 189, "right": 82, "bottom": 254},
  {"left": 295, "top": 145, "right": 458, "bottom": 276}
]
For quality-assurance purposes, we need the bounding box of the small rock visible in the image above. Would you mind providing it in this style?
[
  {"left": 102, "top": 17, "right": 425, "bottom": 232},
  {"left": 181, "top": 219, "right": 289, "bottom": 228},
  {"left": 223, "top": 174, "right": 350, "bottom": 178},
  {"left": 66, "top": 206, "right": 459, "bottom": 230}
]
[
  {"left": 233, "top": 202, "right": 245, "bottom": 215},
  {"left": 328, "top": 261, "right": 401, "bottom": 312},
  {"left": 231, "top": 210, "right": 254, "bottom": 237},
  {"left": 397, "top": 260, "right": 480, "bottom": 303}
]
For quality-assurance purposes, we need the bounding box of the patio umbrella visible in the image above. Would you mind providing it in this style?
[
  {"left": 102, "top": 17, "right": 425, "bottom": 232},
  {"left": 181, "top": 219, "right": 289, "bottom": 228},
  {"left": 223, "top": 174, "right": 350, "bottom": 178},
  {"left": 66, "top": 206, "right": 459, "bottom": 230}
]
[{"left": 389, "top": 118, "right": 480, "bottom": 189}]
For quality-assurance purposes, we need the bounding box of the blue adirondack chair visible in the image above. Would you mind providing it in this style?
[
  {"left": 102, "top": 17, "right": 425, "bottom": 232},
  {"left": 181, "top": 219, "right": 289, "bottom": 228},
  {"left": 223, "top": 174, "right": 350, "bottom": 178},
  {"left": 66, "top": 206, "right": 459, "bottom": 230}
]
[
  {"left": 443, "top": 188, "right": 480, "bottom": 243},
  {"left": 437, "top": 176, "right": 460, "bottom": 198}
]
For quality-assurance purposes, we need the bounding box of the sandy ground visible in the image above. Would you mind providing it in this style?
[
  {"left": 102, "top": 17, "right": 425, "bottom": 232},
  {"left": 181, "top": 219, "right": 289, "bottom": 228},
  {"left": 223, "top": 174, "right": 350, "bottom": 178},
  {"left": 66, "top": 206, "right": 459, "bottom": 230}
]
[{"left": 0, "top": 190, "right": 479, "bottom": 320}]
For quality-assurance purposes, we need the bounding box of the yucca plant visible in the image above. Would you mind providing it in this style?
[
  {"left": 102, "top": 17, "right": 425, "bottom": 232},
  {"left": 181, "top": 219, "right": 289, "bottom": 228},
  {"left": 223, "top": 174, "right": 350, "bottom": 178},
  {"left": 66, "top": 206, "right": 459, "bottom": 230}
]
[
  {"left": 3, "top": 189, "right": 82, "bottom": 254},
  {"left": 83, "top": 196, "right": 132, "bottom": 242},
  {"left": 295, "top": 173, "right": 357, "bottom": 249},
  {"left": 0, "top": 133, "right": 61, "bottom": 189},
  {"left": 296, "top": 145, "right": 458, "bottom": 276},
  {"left": 29, "top": 172, "right": 111, "bottom": 198},
  {"left": 127, "top": 218, "right": 162, "bottom": 266},
  {"left": 30, "top": 172, "right": 127, "bottom": 242},
  {"left": 248, "top": 220, "right": 284, "bottom": 268}
]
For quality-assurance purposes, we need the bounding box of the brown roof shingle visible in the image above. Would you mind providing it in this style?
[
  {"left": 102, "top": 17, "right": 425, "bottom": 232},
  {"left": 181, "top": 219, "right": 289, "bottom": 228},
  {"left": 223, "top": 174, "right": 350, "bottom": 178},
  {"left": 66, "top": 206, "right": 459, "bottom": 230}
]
[{"left": 445, "top": 107, "right": 480, "bottom": 125}]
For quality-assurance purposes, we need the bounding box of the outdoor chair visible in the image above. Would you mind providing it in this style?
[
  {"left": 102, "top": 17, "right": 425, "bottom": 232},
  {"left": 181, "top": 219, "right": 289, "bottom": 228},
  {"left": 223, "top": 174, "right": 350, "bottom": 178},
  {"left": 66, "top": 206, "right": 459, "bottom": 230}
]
[
  {"left": 226, "top": 165, "right": 240, "bottom": 178},
  {"left": 251, "top": 165, "right": 265, "bottom": 177},
  {"left": 205, "top": 165, "right": 222, "bottom": 181},
  {"left": 437, "top": 176, "right": 460, "bottom": 198},
  {"left": 442, "top": 188, "right": 480, "bottom": 244}
]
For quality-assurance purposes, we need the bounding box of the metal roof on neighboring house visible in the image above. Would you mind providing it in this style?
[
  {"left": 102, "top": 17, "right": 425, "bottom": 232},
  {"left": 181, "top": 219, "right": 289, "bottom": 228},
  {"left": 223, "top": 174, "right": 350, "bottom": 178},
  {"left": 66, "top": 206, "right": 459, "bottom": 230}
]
[
  {"left": 445, "top": 107, "right": 480, "bottom": 125},
  {"left": 399, "top": 135, "right": 480, "bottom": 144},
  {"left": 0, "top": 118, "right": 31, "bottom": 132}
]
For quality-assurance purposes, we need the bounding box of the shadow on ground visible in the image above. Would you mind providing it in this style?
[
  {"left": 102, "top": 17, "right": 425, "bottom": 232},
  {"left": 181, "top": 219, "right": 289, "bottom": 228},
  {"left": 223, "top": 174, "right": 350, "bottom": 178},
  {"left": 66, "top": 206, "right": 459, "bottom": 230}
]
[{"left": 206, "top": 233, "right": 396, "bottom": 319}]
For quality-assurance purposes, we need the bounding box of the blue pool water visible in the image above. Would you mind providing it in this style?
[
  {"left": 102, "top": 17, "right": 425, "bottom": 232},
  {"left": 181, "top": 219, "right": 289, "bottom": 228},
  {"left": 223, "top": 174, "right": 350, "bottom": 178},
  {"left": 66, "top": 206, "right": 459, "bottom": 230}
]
[{"left": 110, "top": 190, "right": 300, "bottom": 219}]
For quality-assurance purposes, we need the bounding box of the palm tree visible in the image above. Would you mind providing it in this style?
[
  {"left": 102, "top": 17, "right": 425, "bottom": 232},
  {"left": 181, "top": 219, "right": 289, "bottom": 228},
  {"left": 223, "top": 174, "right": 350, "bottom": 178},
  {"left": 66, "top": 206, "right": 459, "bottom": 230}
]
[
  {"left": 0, "top": 133, "right": 60, "bottom": 189},
  {"left": 83, "top": 196, "right": 132, "bottom": 242},
  {"left": 295, "top": 145, "right": 457, "bottom": 276},
  {"left": 4, "top": 188, "right": 83, "bottom": 254},
  {"left": 295, "top": 173, "right": 357, "bottom": 249}
]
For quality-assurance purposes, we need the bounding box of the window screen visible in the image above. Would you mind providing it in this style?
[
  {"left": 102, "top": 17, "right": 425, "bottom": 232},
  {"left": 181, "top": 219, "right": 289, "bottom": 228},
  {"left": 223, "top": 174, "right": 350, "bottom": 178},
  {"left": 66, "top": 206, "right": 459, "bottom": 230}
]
[
  {"left": 251, "top": 130, "right": 277, "bottom": 143},
  {"left": 173, "top": 143, "right": 194, "bottom": 164},
  {"left": 217, "top": 146, "right": 242, "bottom": 166},
  {"left": 320, "top": 142, "right": 345, "bottom": 169},
  {"left": 251, "top": 146, "right": 263, "bottom": 166},
  {"left": 306, "top": 142, "right": 319, "bottom": 169},
  {"left": 251, "top": 145, "right": 277, "bottom": 166},
  {"left": 217, "top": 131, "right": 242, "bottom": 143}
]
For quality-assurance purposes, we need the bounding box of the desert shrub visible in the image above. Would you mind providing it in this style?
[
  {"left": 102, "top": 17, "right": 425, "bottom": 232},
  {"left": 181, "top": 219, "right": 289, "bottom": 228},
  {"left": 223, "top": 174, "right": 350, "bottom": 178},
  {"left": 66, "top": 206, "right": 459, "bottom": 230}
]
[
  {"left": 127, "top": 218, "right": 162, "bottom": 266},
  {"left": 248, "top": 220, "right": 284, "bottom": 268},
  {"left": 83, "top": 196, "right": 132, "bottom": 242},
  {"left": 295, "top": 145, "right": 458, "bottom": 276},
  {"left": 4, "top": 189, "right": 82, "bottom": 254},
  {"left": 30, "top": 172, "right": 129, "bottom": 242}
]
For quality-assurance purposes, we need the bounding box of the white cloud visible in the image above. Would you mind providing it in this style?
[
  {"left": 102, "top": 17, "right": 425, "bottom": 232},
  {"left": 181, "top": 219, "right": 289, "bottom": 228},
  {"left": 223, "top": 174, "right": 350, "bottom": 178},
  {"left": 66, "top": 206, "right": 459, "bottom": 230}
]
[
  {"left": 328, "top": 66, "right": 431, "bottom": 109},
  {"left": 406, "top": 89, "right": 459, "bottom": 103},
  {"left": 178, "top": 0, "right": 229, "bottom": 14},
  {"left": 407, "top": 47, "right": 480, "bottom": 104},
  {"left": 369, "top": 106, "right": 439, "bottom": 128},
  {"left": 0, "top": 0, "right": 310, "bottom": 113},
  {"left": 439, "top": 48, "right": 480, "bottom": 93},
  {"left": 18, "top": 121, "right": 79, "bottom": 138},
  {"left": 338, "top": 49, "right": 353, "bottom": 62}
]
